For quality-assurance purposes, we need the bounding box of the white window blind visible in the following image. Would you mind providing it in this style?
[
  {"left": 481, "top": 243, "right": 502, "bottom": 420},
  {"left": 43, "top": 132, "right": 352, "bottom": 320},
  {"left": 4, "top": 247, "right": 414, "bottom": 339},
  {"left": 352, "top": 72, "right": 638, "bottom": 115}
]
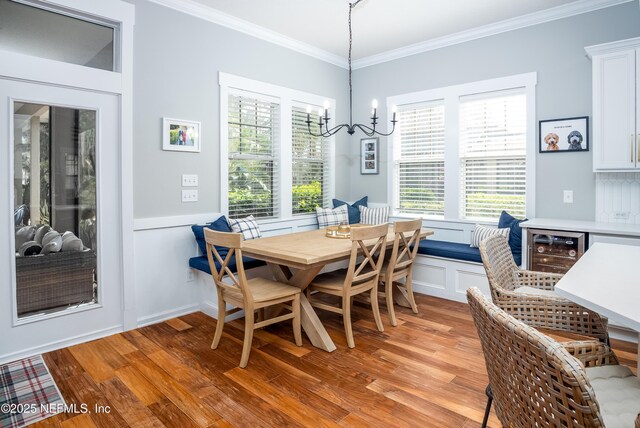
[
  {"left": 394, "top": 102, "right": 445, "bottom": 217},
  {"left": 228, "top": 93, "right": 280, "bottom": 219},
  {"left": 459, "top": 89, "right": 526, "bottom": 221},
  {"left": 291, "top": 106, "right": 329, "bottom": 214}
]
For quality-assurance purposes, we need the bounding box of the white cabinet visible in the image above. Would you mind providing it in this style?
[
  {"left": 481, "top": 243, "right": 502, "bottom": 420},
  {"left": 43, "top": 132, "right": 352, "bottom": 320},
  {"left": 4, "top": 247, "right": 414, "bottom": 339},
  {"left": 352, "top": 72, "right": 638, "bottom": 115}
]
[{"left": 587, "top": 38, "right": 640, "bottom": 171}]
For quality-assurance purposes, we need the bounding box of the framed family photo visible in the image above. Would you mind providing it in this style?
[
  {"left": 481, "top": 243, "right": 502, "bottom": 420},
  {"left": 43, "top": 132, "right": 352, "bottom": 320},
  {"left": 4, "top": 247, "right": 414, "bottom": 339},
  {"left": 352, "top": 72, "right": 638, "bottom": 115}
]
[
  {"left": 361, "top": 137, "right": 379, "bottom": 175},
  {"left": 162, "top": 117, "right": 201, "bottom": 152},
  {"left": 539, "top": 116, "right": 589, "bottom": 153}
]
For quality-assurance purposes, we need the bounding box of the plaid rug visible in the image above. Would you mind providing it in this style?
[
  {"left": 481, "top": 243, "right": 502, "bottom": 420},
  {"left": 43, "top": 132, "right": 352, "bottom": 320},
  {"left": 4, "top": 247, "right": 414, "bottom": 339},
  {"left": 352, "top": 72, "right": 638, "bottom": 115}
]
[{"left": 0, "top": 355, "right": 65, "bottom": 428}]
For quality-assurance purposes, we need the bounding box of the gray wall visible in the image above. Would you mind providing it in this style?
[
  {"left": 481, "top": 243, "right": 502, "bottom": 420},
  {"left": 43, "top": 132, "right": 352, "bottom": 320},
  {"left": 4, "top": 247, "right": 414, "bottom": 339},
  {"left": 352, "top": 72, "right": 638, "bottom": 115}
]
[
  {"left": 348, "top": 2, "right": 640, "bottom": 221},
  {"left": 129, "top": 0, "right": 350, "bottom": 219}
]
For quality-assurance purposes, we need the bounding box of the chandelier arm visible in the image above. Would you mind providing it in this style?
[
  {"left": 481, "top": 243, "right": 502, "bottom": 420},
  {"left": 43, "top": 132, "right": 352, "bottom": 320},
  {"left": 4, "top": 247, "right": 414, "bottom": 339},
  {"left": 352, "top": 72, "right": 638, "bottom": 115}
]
[{"left": 353, "top": 122, "right": 398, "bottom": 137}]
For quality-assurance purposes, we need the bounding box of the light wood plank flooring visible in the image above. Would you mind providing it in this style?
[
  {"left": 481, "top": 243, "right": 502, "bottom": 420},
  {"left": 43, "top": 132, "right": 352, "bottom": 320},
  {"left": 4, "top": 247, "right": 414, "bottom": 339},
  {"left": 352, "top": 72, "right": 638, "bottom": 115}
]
[{"left": 34, "top": 295, "right": 637, "bottom": 427}]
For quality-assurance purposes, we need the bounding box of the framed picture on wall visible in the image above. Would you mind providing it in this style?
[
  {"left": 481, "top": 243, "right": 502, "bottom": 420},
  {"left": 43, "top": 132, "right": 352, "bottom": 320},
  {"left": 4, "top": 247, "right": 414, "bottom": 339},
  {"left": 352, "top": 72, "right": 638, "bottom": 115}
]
[
  {"left": 162, "top": 117, "right": 201, "bottom": 152},
  {"left": 539, "top": 116, "right": 589, "bottom": 153},
  {"left": 361, "top": 137, "right": 379, "bottom": 175}
]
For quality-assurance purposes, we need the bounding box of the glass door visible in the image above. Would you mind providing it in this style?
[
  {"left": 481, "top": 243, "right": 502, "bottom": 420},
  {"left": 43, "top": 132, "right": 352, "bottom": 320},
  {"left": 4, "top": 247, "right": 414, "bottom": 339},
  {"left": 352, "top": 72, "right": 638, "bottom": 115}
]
[{"left": 0, "top": 79, "right": 122, "bottom": 335}]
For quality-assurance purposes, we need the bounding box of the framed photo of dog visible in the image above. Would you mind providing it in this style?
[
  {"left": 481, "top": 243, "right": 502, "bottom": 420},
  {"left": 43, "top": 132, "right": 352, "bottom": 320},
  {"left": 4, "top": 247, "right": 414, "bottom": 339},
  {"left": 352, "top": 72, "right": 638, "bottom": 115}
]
[{"left": 539, "top": 116, "right": 589, "bottom": 153}]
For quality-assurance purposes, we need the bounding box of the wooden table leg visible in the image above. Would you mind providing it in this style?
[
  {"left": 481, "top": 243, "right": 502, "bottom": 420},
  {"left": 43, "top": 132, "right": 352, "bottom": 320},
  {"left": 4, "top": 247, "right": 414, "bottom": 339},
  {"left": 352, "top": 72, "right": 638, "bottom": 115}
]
[
  {"left": 392, "top": 283, "right": 412, "bottom": 308},
  {"left": 299, "top": 293, "right": 336, "bottom": 352},
  {"left": 637, "top": 333, "right": 639, "bottom": 377},
  {"left": 267, "top": 263, "right": 336, "bottom": 352}
]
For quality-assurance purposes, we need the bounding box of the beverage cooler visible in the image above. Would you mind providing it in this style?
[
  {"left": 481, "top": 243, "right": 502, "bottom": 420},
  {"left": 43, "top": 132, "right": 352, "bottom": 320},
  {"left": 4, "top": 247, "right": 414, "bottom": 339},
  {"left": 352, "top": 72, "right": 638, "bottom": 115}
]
[{"left": 527, "top": 229, "right": 586, "bottom": 274}]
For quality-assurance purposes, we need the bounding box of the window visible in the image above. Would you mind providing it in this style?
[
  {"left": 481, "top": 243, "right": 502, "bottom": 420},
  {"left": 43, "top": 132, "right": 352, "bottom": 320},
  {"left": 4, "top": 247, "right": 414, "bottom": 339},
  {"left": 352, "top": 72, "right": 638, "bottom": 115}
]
[
  {"left": 459, "top": 90, "right": 527, "bottom": 220},
  {"left": 394, "top": 102, "right": 445, "bottom": 217},
  {"left": 0, "top": 0, "right": 116, "bottom": 71},
  {"left": 227, "top": 93, "right": 280, "bottom": 219},
  {"left": 291, "top": 106, "right": 330, "bottom": 214},
  {"left": 220, "top": 73, "right": 335, "bottom": 221},
  {"left": 389, "top": 73, "right": 536, "bottom": 222}
]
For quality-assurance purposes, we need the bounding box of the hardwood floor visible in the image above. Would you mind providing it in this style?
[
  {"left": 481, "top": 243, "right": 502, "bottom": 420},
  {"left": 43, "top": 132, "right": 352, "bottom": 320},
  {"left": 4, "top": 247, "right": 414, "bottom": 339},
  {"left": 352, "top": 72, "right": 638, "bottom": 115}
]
[{"left": 35, "top": 295, "right": 636, "bottom": 428}]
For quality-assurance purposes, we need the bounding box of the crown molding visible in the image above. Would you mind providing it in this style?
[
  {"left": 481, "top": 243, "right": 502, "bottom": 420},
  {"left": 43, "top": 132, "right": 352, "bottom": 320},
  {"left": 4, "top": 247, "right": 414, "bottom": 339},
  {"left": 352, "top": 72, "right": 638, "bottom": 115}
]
[
  {"left": 147, "top": 0, "right": 633, "bottom": 71},
  {"left": 585, "top": 36, "right": 640, "bottom": 57},
  {"left": 352, "top": 0, "right": 634, "bottom": 69},
  {"left": 147, "top": 0, "right": 347, "bottom": 68}
]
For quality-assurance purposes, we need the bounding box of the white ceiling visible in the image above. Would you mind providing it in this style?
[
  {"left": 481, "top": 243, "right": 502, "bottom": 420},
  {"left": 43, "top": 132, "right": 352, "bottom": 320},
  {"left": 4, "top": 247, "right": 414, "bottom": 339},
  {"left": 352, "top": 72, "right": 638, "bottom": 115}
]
[{"left": 191, "top": 0, "right": 580, "bottom": 60}]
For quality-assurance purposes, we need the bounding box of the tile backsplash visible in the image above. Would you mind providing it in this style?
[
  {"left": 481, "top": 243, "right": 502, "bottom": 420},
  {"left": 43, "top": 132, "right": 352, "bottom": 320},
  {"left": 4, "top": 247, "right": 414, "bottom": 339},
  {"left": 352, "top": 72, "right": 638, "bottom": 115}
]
[{"left": 596, "top": 172, "right": 640, "bottom": 224}]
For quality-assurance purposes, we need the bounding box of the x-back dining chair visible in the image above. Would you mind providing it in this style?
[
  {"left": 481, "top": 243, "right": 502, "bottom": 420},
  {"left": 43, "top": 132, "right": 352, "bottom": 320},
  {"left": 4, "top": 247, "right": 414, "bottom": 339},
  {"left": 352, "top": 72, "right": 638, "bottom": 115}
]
[
  {"left": 204, "top": 229, "right": 302, "bottom": 368},
  {"left": 379, "top": 218, "right": 423, "bottom": 326},
  {"left": 307, "top": 223, "right": 388, "bottom": 348}
]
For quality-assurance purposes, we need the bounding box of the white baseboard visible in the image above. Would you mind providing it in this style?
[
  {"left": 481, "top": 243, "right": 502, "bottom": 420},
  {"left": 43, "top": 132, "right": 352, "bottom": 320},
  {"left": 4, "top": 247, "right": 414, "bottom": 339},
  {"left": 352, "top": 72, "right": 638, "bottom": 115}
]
[
  {"left": 136, "top": 303, "right": 201, "bottom": 328},
  {"left": 200, "top": 301, "right": 245, "bottom": 322},
  {"left": 0, "top": 325, "right": 122, "bottom": 365}
]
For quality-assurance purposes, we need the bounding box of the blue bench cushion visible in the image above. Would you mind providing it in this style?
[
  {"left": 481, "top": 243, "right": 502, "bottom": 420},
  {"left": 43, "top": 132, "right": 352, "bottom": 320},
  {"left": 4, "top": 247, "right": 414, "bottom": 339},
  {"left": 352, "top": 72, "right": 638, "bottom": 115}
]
[
  {"left": 417, "top": 239, "right": 483, "bottom": 264},
  {"left": 189, "top": 255, "right": 266, "bottom": 276}
]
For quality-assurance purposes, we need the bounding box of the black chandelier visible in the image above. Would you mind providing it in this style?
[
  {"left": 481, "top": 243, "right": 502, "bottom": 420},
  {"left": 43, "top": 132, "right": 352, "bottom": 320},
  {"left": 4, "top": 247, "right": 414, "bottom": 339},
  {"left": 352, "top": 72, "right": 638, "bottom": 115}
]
[{"left": 306, "top": 0, "right": 397, "bottom": 137}]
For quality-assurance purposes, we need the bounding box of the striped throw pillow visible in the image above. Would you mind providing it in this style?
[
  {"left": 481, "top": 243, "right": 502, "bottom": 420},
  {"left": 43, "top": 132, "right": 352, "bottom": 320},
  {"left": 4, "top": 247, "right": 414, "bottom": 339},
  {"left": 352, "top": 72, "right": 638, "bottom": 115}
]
[
  {"left": 358, "top": 206, "right": 389, "bottom": 225},
  {"left": 228, "top": 215, "right": 262, "bottom": 240},
  {"left": 316, "top": 205, "right": 349, "bottom": 228},
  {"left": 470, "top": 224, "right": 510, "bottom": 248}
]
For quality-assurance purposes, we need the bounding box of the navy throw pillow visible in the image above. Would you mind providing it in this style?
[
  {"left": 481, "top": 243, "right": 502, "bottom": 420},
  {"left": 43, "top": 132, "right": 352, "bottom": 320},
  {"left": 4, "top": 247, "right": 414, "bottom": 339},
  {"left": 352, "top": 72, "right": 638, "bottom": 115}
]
[
  {"left": 497, "top": 210, "right": 526, "bottom": 264},
  {"left": 191, "top": 215, "right": 233, "bottom": 256},
  {"left": 332, "top": 196, "right": 368, "bottom": 224}
]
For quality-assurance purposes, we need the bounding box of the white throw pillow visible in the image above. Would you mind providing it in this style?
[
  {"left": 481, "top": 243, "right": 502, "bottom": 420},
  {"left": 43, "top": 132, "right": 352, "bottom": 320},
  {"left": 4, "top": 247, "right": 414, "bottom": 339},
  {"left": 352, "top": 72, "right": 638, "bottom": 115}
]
[
  {"left": 228, "top": 215, "right": 262, "bottom": 240},
  {"left": 316, "top": 205, "right": 349, "bottom": 228},
  {"left": 358, "top": 206, "right": 389, "bottom": 225},
  {"left": 470, "top": 224, "right": 510, "bottom": 248}
]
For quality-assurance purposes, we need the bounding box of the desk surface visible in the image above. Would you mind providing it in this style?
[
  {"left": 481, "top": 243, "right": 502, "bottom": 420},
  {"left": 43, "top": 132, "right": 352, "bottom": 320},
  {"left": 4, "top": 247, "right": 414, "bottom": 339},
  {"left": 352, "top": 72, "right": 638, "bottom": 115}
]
[
  {"left": 554, "top": 243, "right": 640, "bottom": 332},
  {"left": 242, "top": 227, "right": 433, "bottom": 270}
]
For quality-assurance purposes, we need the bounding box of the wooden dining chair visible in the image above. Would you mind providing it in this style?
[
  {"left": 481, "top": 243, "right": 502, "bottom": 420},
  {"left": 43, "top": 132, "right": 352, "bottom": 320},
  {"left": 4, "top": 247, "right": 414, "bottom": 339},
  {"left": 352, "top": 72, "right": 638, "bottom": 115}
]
[
  {"left": 204, "top": 229, "right": 302, "bottom": 368},
  {"left": 307, "top": 223, "right": 388, "bottom": 348},
  {"left": 379, "top": 218, "right": 423, "bottom": 326}
]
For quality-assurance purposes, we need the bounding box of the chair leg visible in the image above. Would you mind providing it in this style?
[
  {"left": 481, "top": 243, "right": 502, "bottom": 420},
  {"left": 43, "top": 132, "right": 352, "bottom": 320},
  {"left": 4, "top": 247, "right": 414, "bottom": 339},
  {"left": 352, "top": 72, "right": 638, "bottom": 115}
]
[
  {"left": 239, "top": 309, "right": 255, "bottom": 368},
  {"left": 211, "top": 297, "right": 226, "bottom": 350},
  {"left": 405, "top": 278, "right": 419, "bottom": 314},
  {"left": 343, "top": 295, "right": 355, "bottom": 348},
  {"left": 292, "top": 294, "right": 302, "bottom": 346},
  {"left": 370, "top": 287, "right": 384, "bottom": 332},
  {"left": 384, "top": 280, "right": 397, "bottom": 327},
  {"left": 482, "top": 384, "right": 493, "bottom": 428}
]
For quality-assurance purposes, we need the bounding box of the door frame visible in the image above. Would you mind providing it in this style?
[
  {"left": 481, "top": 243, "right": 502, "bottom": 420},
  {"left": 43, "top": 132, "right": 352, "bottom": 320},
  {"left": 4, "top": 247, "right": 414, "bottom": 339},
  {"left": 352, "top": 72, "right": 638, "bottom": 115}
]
[{"left": 0, "top": 0, "right": 135, "bottom": 361}]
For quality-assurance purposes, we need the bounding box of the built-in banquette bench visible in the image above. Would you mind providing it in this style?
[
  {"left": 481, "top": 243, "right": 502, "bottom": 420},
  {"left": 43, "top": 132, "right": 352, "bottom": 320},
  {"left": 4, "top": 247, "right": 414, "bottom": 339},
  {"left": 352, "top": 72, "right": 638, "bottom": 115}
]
[{"left": 188, "top": 210, "right": 524, "bottom": 305}]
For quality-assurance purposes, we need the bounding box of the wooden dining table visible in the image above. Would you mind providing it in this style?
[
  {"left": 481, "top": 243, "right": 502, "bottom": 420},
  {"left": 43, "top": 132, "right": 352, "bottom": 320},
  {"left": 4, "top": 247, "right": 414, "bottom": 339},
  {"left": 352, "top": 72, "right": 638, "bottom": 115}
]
[{"left": 241, "top": 225, "right": 434, "bottom": 352}]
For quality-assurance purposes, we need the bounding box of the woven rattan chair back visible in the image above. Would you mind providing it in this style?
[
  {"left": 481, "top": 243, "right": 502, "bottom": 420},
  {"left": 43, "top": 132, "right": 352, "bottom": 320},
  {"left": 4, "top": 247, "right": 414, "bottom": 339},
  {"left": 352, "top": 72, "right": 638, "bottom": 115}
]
[
  {"left": 467, "top": 287, "right": 605, "bottom": 428},
  {"left": 479, "top": 234, "right": 519, "bottom": 300},
  {"left": 346, "top": 224, "right": 389, "bottom": 290},
  {"left": 204, "top": 229, "right": 253, "bottom": 305}
]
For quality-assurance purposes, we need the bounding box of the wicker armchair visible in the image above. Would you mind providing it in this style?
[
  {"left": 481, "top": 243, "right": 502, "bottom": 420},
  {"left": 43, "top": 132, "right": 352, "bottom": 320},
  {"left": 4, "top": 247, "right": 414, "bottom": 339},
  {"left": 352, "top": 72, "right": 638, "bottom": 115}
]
[
  {"left": 468, "top": 287, "right": 640, "bottom": 428},
  {"left": 479, "top": 234, "right": 609, "bottom": 343}
]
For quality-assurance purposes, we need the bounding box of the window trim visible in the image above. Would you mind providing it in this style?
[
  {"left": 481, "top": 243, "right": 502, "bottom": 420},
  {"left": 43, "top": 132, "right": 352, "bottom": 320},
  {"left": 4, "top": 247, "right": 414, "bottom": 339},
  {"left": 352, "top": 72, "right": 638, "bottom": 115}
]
[
  {"left": 219, "top": 72, "right": 336, "bottom": 221},
  {"left": 386, "top": 72, "right": 537, "bottom": 222}
]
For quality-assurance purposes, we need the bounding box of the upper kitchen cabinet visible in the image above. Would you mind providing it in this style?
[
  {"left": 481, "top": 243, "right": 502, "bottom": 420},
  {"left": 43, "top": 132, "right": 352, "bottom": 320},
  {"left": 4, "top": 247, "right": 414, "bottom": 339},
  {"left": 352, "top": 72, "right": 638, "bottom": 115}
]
[{"left": 586, "top": 38, "right": 640, "bottom": 171}]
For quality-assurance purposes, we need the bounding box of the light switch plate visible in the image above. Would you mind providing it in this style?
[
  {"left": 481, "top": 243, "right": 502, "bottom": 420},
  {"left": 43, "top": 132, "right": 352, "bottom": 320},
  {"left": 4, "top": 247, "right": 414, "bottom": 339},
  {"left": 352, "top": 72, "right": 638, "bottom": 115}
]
[
  {"left": 182, "top": 189, "right": 198, "bottom": 202},
  {"left": 563, "top": 190, "right": 573, "bottom": 204},
  {"left": 182, "top": 174, "right": 198, "bottom": 187}
]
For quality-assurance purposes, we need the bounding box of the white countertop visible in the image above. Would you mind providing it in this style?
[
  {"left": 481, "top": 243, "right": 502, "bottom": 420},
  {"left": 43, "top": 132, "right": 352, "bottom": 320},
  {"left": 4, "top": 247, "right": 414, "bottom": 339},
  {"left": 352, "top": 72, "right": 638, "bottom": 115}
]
[
  {"left": 521, "top": 218, "right": 640, "bottom": 237},
  {"left": 554, "top": 243, "right": 640, "bottom": 332}
]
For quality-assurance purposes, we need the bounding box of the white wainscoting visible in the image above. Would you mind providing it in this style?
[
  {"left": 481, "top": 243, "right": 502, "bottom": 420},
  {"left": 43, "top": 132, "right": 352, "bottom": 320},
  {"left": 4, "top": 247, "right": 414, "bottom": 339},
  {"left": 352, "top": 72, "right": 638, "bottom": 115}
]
[{"left": 132, "top": 213, "right": 319, "bottom": 326}]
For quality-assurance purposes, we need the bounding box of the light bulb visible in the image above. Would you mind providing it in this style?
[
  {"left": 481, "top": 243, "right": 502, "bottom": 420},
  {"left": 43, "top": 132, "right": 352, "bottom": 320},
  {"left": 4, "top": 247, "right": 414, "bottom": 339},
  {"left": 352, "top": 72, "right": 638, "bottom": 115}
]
[
  {"left": 372, "top": 99, "right": 378, "bottom": 109},
  {"left": 306, "top": 105, "right": 311, "bottom": 114},
  {"left": 323, "top": 100, "right": 330, "bottom": 110},
  {"left": 392, "top": 105, "right": 397, "bottom": 113}
]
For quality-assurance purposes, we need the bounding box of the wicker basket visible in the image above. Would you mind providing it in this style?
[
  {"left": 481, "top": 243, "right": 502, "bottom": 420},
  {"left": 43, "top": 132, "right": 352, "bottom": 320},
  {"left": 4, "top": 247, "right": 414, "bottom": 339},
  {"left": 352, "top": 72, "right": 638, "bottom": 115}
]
[{"left": 15, "top": 249, "right": 96, "bottom": 315}]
